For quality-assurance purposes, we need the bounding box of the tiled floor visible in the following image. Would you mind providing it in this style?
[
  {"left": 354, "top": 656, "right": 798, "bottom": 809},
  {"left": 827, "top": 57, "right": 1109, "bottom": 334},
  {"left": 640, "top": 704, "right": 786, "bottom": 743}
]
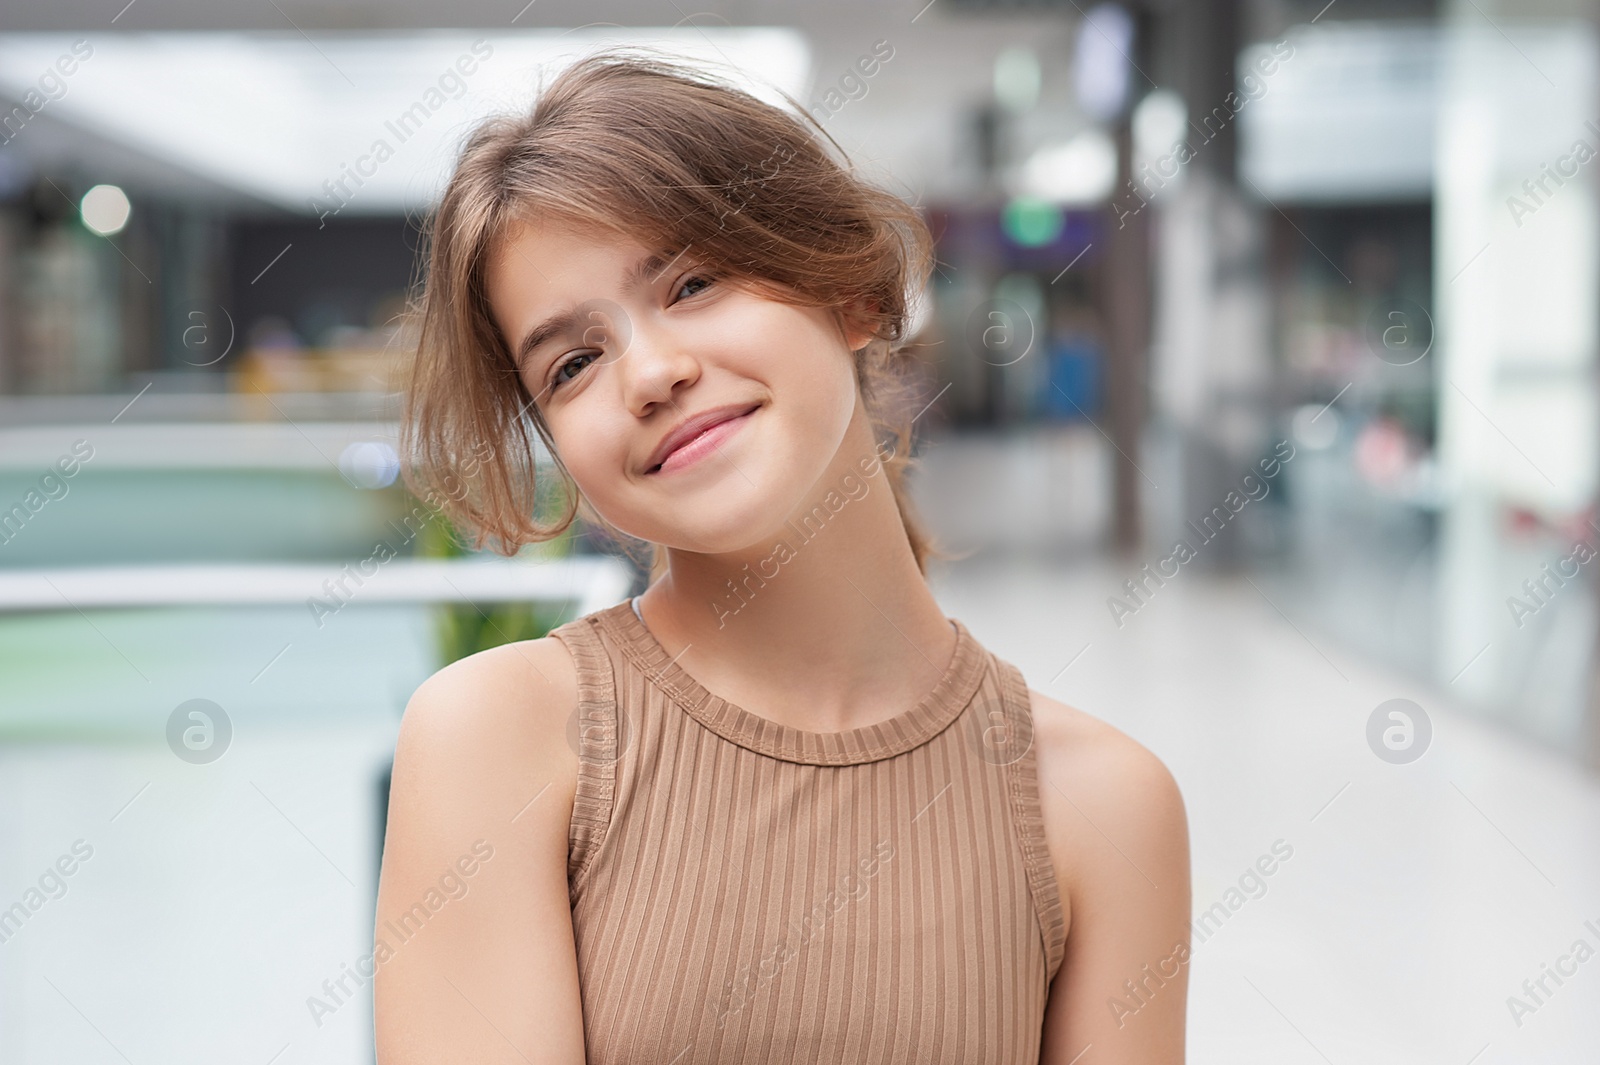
[{"left": 932, "top": 550, "right": 1600, "bottom": 1063}]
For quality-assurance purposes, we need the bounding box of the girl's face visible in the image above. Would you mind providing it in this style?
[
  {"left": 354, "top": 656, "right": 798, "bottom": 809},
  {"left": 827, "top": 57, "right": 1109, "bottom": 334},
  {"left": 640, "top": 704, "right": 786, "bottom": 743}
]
[{"left": 485, "top": 217, "right": 873, "bottom": 554}]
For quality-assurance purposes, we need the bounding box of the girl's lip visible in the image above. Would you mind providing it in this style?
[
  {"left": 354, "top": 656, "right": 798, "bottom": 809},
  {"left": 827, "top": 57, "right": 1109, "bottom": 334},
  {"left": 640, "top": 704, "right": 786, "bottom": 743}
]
[{"left": 649, "top": 406, "right": 758, "bottom": 474}]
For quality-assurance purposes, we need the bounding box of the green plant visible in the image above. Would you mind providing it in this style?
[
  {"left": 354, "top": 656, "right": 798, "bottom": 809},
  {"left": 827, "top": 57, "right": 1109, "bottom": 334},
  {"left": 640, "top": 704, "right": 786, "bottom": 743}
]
[{"left": 415, "top": 502, "right": 576, "bottom": 667}]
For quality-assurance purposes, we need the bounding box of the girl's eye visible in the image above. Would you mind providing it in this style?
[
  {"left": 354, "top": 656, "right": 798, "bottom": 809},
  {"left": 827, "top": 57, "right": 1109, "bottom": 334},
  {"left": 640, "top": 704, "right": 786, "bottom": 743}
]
[
  {"left": 543, "top": 274, "right": 713, "bottom": 393},
  {"left": 548, "top": 350, "right": 598, "bottom": 391},
  {"left": 675, "top": 274, "right": 714, "bottom": 301}
]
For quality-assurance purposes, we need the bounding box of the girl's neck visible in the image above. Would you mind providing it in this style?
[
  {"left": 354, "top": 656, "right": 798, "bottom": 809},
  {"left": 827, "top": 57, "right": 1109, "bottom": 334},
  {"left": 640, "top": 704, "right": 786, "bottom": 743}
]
[{"left": 631, "top": 420, "right": 955, "bottom": 734}]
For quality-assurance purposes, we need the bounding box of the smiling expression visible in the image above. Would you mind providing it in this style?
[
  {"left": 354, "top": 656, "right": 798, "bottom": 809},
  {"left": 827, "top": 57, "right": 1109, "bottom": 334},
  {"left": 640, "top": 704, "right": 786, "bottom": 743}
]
[{"left": 485, "top": 217, "right": 874, "bottom": 555}]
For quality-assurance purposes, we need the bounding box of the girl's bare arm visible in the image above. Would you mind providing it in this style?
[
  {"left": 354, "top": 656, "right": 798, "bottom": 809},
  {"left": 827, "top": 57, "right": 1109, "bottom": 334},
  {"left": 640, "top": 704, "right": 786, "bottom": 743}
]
[
  {"left": 1034, "top": 693, "right": 1192, "bottom": 1064},
  {"left": 374, "top": 637, "right": 588, "bottom": 1065}
]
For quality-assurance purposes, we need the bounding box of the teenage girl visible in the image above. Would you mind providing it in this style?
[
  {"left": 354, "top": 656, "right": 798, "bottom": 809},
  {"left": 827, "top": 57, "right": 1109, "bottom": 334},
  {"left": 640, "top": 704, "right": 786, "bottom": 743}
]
[{"left": 375, "top": 48, "right": 1189, "bottom": 1065}]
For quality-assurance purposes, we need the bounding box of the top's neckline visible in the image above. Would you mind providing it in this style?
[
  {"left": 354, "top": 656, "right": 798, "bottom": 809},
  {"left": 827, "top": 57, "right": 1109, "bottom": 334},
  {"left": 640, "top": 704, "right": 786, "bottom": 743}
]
[{"left": 592, "top": 597, "right": 988, "bottom": 766}]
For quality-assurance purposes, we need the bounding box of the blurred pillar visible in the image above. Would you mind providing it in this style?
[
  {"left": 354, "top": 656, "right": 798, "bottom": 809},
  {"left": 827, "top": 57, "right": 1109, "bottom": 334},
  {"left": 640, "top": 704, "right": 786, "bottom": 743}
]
[
  {"left": 1104, "top": 122, "right": 1149, "bottom": 550},
  {"left": 1141, "top": 0, "right": 1267, "bottom": 566}
]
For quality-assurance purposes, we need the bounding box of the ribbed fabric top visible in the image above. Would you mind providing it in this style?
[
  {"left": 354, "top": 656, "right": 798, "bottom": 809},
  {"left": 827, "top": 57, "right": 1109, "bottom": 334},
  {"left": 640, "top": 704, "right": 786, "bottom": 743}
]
[{"left": 550, "top": 599, "right": 1066, "bottom": 1064}]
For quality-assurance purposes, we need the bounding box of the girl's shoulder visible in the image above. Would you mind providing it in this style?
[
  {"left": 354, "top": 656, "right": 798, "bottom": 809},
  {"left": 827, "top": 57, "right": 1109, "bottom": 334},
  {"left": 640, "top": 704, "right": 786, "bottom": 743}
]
[
  {"left": 1026, "top": 688, "right": 1189, "bottom": 935},
  {"left": 1027, "top": 690, "right": 1181, "bottom": 802},
  {"left": 392, "top": 635, "right": 583, "bottom": 832}
]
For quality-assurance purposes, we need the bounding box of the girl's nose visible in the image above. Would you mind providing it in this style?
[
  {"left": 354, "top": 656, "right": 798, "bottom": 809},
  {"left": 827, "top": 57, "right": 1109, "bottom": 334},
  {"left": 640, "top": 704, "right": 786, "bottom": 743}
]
[{"left": 619, "top": 320, "right": 701, "bottom": 418}]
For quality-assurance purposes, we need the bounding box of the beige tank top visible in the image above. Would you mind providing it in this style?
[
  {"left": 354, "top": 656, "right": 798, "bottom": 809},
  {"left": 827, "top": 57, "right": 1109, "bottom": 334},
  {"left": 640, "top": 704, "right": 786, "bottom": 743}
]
[{"left": 549, "top": 598, "right": 1066, "bottom": 1063}]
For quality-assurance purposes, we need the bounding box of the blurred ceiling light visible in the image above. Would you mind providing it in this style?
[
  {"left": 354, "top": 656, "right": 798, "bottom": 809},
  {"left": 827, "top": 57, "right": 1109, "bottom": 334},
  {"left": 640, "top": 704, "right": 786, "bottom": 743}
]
[
  {"left": 1132, "top": 89, "right": 1186, "bottom": 166},
  {"left": 79, "top": 183, "right": 130, "bottom": 235},
  {"left": 994, "top": 47, "right": 1041, "bottom": 112},
  {"left": 0, "top": 29, "right": 809, "bottom": 215},
  {"left": 1014, "top": 128, "right": 1117, "bottom": 205},
  {"left": 1002, "top": 197, "right": 1064, "bottom": 247},
  {"left": 1072, "top": 3, "right": 1135, "bottom": 124}
]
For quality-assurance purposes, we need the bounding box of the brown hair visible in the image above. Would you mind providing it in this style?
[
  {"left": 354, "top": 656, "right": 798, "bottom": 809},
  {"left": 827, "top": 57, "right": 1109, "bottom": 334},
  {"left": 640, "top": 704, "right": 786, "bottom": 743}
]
[{"left": 399, "top": 46, "right": 944, "bottom": 582}]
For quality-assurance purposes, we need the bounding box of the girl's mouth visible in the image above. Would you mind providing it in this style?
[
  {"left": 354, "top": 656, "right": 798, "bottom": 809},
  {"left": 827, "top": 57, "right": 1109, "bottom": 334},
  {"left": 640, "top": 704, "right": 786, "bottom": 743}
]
[{"left": 646, "top": 403, "right": 761, "bottom": 475}]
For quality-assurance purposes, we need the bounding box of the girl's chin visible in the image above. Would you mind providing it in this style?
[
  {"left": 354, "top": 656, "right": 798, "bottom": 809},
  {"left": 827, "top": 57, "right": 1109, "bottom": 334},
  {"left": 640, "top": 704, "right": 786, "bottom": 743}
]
[{"left": 635, "top": 505, "right": 802, "bottom": 556}]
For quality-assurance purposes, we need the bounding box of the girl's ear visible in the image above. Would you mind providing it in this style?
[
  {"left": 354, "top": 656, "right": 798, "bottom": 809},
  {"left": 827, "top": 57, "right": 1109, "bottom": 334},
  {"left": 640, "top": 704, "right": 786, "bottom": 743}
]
[{"left": 838, "top": 299, "right": 880, "bottom": 352}]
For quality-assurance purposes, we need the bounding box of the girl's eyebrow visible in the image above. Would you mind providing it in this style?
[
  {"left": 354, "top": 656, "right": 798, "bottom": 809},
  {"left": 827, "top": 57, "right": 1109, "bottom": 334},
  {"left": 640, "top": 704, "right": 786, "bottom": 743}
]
[{"left": 511, "top": 248, "right": 685, "bottom": 370}]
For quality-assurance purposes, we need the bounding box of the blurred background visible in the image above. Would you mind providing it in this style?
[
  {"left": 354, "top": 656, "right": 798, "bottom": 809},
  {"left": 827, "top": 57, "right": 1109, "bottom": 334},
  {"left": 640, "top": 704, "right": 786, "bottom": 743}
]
[{"left": 2, "top": 0, "right": 1599, "bottom": 1061}]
